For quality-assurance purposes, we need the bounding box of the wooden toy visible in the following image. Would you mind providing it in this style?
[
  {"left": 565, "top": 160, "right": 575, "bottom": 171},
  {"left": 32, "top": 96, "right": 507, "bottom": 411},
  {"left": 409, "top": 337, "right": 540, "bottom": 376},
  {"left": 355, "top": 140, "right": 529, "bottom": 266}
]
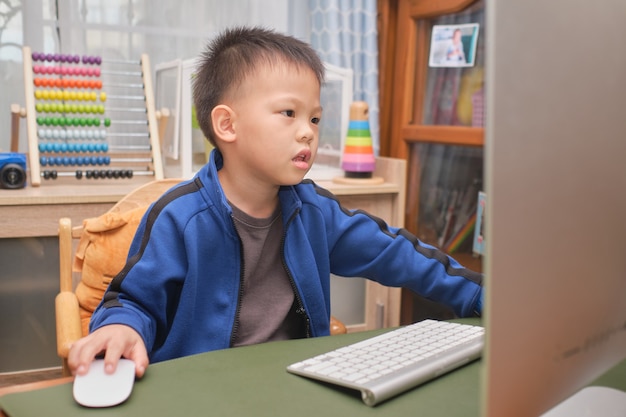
[
  {"left": 333, "top": 101, "right": 383, "bottom": 185},
  {"left": 17, "top": 46, "right": 164, "bottom": 186}
]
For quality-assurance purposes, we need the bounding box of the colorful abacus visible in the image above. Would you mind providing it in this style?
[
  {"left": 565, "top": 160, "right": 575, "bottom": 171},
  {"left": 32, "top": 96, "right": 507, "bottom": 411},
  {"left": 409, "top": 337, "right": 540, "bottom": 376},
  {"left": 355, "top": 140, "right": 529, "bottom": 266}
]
[{"left": 22, "top": 46, "right": 163, "bottom": 186}]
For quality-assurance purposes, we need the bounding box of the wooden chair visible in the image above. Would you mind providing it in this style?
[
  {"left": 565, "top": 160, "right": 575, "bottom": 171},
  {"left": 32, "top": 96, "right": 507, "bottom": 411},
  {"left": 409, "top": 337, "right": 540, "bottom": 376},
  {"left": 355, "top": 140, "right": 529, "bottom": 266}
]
[{"left": 55, "top": 179, "right": 346, "bottom": 375}]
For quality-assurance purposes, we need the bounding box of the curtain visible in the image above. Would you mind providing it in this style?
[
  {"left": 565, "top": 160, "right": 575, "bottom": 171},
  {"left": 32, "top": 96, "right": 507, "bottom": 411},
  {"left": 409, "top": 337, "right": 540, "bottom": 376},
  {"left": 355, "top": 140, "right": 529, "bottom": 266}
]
[{"left": 308, "top": 0, "right": 380, "bottom": 154}]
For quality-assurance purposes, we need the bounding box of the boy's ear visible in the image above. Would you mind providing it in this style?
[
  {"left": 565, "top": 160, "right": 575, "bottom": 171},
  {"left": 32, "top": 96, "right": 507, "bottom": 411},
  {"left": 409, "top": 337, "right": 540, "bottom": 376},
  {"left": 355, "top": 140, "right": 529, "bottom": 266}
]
[{"left": 211, "top": 105, "right": 236, "bottom": 143}]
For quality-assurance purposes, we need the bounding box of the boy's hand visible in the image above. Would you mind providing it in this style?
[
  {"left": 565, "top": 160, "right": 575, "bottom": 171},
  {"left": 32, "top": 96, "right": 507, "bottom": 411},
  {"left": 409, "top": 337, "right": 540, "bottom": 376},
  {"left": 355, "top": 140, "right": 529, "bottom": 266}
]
[{"left": 67, "top": 324, "right": 149, "bottom": 378}]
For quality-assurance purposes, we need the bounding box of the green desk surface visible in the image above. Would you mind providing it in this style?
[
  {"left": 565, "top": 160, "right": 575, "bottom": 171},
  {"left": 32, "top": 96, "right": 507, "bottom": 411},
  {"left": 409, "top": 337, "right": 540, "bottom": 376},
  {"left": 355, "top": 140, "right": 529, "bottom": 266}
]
[{"left": 1, "top": 318, "right": 624, "bottom": 417}]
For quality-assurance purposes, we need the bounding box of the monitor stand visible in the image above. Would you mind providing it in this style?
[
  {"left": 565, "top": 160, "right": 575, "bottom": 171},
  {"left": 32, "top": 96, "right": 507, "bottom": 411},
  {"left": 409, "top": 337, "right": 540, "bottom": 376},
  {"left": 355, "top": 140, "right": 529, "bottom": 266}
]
[{"left": 540, "top": 387, "right": 626, "bottom": 417}]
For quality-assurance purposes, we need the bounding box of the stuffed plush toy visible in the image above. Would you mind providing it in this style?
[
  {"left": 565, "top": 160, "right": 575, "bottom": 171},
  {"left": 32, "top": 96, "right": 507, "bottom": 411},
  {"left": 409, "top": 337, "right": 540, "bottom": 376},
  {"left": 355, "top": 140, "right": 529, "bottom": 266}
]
[{"left": 73, "top": 205, "right": 149, "bottom": 336}]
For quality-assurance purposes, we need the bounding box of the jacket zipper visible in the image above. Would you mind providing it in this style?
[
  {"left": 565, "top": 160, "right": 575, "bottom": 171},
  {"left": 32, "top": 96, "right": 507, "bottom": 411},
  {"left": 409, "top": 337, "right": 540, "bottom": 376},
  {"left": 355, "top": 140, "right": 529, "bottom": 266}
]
[
  {"left": 281, "top": 208, "right": 312, "bottom": 338},
  {"left": 229, "top": 215, "right": 245, "bottom": 347}
]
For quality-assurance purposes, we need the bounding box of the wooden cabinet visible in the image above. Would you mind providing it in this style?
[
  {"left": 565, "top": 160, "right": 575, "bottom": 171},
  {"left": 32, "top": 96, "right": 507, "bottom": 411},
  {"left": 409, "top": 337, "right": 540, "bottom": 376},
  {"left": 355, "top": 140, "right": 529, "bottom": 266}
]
[{"left": 379, "top": 0, "right": 485, "bottom": 324}]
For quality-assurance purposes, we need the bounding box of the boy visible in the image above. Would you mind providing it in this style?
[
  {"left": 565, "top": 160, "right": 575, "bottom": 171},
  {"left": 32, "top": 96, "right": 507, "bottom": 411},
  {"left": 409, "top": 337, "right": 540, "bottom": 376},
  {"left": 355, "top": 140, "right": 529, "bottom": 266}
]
[{"left": 68, "top": 26, "right": 483, "bottom": 378}]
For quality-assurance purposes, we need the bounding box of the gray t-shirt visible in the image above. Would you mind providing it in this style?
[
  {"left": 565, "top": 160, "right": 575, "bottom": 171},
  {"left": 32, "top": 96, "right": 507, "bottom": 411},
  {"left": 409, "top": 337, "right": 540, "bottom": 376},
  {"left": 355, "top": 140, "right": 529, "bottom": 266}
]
[{"left": 230, "top": 203, "right": 305, "bottom": 346}]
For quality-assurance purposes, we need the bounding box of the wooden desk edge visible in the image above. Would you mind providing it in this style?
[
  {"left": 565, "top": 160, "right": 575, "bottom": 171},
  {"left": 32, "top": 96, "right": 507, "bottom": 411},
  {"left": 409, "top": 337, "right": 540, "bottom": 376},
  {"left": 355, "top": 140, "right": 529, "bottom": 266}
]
[
  {"left": 0, "top": 376, "right": 73, "bottom": 416},
  {"left": 0, "top": 376, "right": 73, "bottom": 399}
]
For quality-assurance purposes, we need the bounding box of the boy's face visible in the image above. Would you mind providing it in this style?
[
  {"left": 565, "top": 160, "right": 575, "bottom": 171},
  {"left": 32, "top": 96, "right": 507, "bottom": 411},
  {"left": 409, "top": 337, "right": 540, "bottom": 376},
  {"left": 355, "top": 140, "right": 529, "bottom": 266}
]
[{"left": 226, "top": 62, "right": 322, "bottom": 186}]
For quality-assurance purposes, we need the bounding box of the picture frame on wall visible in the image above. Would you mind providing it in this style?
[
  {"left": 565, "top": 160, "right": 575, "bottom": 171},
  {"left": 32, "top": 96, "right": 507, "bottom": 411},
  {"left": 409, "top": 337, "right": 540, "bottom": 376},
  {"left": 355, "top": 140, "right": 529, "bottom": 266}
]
[{"left": 429, "top": 23, "right": 480, "bottom": 68}]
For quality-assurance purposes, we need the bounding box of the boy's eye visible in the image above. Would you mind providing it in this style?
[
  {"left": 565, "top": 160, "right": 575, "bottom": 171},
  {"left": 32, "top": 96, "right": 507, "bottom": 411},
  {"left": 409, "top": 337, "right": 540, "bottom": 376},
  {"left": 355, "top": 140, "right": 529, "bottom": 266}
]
[
  {"left": 311, "top": 117, "right": 321, "bottom": 125},
  {"left": 281, "top": 110, "right": 295, "bottom": 117}
]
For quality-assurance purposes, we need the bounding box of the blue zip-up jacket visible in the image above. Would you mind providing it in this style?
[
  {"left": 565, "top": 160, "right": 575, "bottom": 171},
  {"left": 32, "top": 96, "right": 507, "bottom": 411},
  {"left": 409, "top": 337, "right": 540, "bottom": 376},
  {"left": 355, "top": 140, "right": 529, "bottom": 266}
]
[{"left": 90, "top": 150, "right": 483, "bottom": 363}]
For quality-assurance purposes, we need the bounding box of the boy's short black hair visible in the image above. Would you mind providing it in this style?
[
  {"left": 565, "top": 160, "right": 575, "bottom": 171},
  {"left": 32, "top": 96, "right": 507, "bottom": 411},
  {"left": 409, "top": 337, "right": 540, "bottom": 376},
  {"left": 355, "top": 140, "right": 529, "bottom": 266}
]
[{"left": 193, "top": 26, "right": 325, "bottom": 147}]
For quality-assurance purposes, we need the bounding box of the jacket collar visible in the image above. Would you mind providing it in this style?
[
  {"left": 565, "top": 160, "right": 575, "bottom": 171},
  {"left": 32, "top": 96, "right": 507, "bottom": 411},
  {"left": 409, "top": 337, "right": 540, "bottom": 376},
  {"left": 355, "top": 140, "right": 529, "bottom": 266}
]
[{"left": 200, "top": 149, "right": 302, "bottom": 223}]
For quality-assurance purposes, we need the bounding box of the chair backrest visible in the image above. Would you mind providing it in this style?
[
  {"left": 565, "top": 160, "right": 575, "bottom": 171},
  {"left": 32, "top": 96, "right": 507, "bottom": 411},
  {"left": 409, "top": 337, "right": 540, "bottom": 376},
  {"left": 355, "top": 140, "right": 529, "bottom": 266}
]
[{"left": 56, "top": 179, "right": 182, "bottom": 369}]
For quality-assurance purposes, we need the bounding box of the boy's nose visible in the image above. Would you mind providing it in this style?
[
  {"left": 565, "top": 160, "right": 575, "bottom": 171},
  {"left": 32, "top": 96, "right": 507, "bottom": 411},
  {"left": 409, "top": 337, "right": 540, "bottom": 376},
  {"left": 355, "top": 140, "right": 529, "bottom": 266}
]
[{"left": 298, "top": 125, "right": 315, "bottom": 144}]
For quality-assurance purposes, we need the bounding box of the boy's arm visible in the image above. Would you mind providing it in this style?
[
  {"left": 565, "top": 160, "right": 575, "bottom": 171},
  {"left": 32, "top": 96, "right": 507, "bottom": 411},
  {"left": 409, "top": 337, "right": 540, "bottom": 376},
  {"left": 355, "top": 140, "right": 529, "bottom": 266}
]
[
  {"left": 323, "top": 202, "right": 483, "bottom": 317},
  {"left": 89, "top": 205, "right": 188, "bottom": 353}
]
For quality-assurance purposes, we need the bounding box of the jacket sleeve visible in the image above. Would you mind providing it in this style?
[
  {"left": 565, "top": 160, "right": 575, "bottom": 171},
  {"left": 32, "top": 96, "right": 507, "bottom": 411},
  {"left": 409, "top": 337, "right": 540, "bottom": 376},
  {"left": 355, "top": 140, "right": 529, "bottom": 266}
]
[
  {"left": 318, "top": 190, "right": 483, "bottom": 318},
  {"left": 89, "top": 203, "right": 188, "bottom": 351}
]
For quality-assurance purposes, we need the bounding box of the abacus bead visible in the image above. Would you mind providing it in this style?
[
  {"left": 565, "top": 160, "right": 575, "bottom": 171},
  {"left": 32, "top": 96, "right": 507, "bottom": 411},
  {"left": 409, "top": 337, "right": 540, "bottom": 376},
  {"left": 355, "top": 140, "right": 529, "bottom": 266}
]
[
  {"left": 94, "top": 68, "right": 101, "bottom": 77},
  {"left": 96, "top": 156, "right": 104, "bottom": 165},
  {"left": 95, "top": 56, "right": 102, "bottom": 65},
  {"left": 69, "top": 157, "right": 77, "bottom": 165},
  {"left": 38, "top": 143, "right": 46, "bottom": 152},
  {"left": 40, "top": 156, "right": 47, "bottom": 166},
  {"left": 77, "top": 157, "right": 85, "bottom": 165},
  {"left": 103, "top": 156, "right": 111, "bottom": 165},
  {"left": 99, "top": 92, "right": 107, "bottom": 102},
  {"left": 36, "top": 117, "right": 44, "bottom": 126},
  {"left": 75, "top": 170, "right": 83, "bottom": 179},
  {"left": 104, "top": 118, "right": 111, "bottom": 127},
  {"left": 36, "top": 103, "right": 43, "bottom": 112},
  {"left": 50, "top": 170, "right": 58, "bottom": 179}
]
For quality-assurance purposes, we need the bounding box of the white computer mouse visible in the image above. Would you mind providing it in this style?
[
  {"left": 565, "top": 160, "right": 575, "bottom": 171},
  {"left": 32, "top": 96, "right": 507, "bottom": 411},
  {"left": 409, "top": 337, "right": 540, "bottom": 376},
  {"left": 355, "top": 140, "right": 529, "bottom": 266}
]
[{"left": 73, "top": 358, "right": 136, "bottom": 408}]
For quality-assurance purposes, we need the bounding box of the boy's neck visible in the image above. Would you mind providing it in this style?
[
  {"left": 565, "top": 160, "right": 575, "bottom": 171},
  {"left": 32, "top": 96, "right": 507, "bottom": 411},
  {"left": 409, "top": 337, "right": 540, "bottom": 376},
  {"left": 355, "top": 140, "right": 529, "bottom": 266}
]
[{"left": 217, "top": 166, "right": 279, "bottom": 219}]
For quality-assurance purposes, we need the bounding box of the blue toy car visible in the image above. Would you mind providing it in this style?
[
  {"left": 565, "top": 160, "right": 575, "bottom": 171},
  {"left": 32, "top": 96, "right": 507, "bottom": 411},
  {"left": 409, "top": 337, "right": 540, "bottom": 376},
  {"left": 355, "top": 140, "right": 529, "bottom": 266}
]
[{"left": 0, "top": 152, "right": 27, "bottom": 189}]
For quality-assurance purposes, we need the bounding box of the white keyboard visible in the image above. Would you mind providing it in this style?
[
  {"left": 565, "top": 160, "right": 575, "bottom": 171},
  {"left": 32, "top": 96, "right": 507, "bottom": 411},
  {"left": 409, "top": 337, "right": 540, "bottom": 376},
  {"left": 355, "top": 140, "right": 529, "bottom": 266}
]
[{"left": 287, "top": 319, "right": 484, "bottom": 406}]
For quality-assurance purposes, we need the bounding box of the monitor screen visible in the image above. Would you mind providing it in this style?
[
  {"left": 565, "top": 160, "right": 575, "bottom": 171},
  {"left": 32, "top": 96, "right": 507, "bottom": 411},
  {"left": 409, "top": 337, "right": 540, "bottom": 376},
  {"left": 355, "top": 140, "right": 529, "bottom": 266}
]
[{"left": 482, "top": 0, "right": 626, "bottom": 416}]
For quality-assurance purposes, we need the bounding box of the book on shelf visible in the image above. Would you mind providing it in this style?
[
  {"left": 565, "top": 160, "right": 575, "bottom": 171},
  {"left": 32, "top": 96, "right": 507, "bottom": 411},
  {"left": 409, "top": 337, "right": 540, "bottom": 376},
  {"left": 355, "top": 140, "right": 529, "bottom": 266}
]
[{"left": 472, "top": 191, "right": 486, "bottom": 256}]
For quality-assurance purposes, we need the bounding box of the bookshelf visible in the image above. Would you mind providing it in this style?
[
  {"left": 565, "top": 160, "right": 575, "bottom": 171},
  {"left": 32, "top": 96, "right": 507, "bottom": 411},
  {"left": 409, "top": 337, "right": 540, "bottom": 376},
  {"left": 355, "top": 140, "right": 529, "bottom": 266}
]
[{"left": 381, "top": 0, "right": 485, "bottom": 324}]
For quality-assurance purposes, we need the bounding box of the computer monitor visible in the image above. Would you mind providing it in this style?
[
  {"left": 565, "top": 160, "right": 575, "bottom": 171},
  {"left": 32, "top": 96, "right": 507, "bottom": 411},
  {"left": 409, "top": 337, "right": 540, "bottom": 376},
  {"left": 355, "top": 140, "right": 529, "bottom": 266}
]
[{"left": 482, "top": 1, "right": 626, "bottom": 416}]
